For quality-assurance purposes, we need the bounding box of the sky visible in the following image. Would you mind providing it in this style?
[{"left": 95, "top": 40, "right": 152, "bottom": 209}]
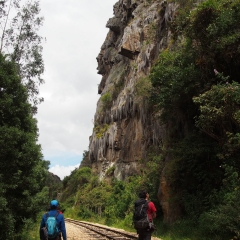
[{"left": 36, "top": 0, "right": 115, "bottom": 179}]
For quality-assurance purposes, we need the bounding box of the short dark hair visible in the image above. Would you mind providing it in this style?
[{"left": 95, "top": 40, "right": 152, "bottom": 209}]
[{"left": 139, "top": 190, "right": 148, "bottom": 198}]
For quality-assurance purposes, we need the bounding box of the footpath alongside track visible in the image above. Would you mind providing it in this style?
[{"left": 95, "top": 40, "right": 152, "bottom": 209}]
[{"left": 65, "top": 218, "right": 162, "bottom": 240}]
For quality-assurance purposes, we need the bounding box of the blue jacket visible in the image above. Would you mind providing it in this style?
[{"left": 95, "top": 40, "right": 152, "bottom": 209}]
[{"left": 40, "top": 210, "right": 67, "bottom": 240}]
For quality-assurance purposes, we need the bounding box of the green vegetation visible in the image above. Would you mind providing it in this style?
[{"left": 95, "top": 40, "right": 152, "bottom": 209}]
[
  {"left": 135, "top": 76, "right": 152, "bottom": 98},
  {"left": 0, "top": 0, "right": 45, "bottom": 107},
  {"left": 60, "top": 1, "right": 240, "bottom": 240},
  {"left": 112, "top": 76, "right": 125, "bottom": 100},
  {"left": 2, "top": 0, "right": 240, "bottom": 239},
  {"left": 100, "top": 92, "right": 112, "bottom": 110},
  {"left": 94, "top": 123, "right": 109, "bottom": 138},
  {"left": 0, "top": 1, "right": 52, "bottom": 238},
  {"left": 60, "top": 150, "right": 162, "bottom": 231},
  {"left": 0, "top": 53, "right": 48, "bottom": 239},
  {"left": 148, "top": 0, "right": 240, "bottom": 239},
  {"left": 106, "top": 166, "right": 116, "bottom": 176},
  {"left": 45, "top": 172, "right": 63, "bottom": 201}
]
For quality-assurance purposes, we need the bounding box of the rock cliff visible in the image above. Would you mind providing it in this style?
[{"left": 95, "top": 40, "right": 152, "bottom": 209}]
[{"left": 83, "top": 0, "right": 180, "bottom": 223}]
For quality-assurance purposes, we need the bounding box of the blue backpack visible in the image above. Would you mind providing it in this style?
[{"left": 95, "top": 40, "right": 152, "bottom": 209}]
[{"left": 45, "top": 212, "right": 59, "bottom": 239}]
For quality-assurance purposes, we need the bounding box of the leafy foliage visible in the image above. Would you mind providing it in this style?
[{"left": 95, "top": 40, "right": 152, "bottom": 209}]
[
  {"left": 194, "top": 77, "right": 240, "bottom": 142},
  {"left": 169, "top": 134, "right": 222, "bottom": 217},
  {"left": 40, "top": 1, "right": 240, "bottom": 239},
  {"left": 94, "top": 123, "right": 109, "bottom": 138},
  {"left": 100, "top": 92, "right": 112, "bottom": 110},
  {"left": 150, "top": 49, "right": 200, "bottom": 122},
  {"left": 148, "top": 0, "right": 240, "bottom": 238},
  {"left": 60, "top": 151, "right": 162, "bottom": 230},
  {"left": 135, "top": 76, "right": 152, "bottom": 98},
  {"left": 186, "top": 0, "right": 240, "bottom": 80},
  {"left": 61, "top": 167, "right": 92, "bottom": 203},
  {"left": 45, "top": 171, "right": 62, "bottom": 202},
  {"left": 0, "top": 53, "right": 47, "bottom": 239},
  {"left": 199, "top": 164, "right": 240, "bottom": 238},
  {"left": 0, "top": 0, "right": 44, "bottom": 108}
]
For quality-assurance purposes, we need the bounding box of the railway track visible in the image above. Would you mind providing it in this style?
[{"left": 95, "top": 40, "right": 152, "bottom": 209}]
[{"left": 66, "top": 218, "right": 138, "bottom": 240}]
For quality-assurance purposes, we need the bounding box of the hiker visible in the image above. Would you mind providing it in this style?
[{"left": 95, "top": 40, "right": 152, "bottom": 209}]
[
  {"left": 40, "top": 199, "right": 67, "bottom": 240},
  {"left": 134, "top": 190, "right": 157, "bottom": 240}
]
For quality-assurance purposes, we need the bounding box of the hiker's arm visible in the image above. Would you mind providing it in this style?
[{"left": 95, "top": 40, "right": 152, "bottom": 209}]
[
  {"left": 40, "top": 215, "right": 45, "bottom": 229},
  {"left": 60, "top": 215, "right": 67, "bottom": 240},
  {"left": 149, "top": 202, "right": 157, "bottom": 219},
  {"left": 39, "top": 215, "right": 45, "bottom": 239}
]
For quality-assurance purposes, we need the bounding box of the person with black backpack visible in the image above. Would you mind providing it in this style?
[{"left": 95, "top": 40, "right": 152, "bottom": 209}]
[
  {"left": 133, "top": 190, "right": 157, "bottom": 240},
  {"left": 40, "top": 200, "right": 67, "bottom": 240}
]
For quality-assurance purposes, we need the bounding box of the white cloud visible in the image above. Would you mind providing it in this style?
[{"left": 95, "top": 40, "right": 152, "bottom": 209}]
[
  {"left": 35, "top": 0, "right": 115, "bottom": 173},
  {"left": 49, "top": 164, "right": 80, "bottom": 180}
]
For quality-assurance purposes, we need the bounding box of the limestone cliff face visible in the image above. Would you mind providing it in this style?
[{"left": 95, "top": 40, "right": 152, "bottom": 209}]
[{"left": 84, "top": 0, "right": 180, "bottom": 223}]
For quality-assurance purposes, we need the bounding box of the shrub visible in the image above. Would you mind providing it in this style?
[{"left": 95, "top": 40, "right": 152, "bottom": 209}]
[
  {"left": 135, "top": 76, "right": 152, "bottom": 98},
  {"left": 149, "top": 49, "right": 200, "bottom": 122},
  {"left": 94, "top": 124, "right": 109, "bottom": 138},
  {"left": 101, "top": 92, "right": 112, "bottom": 110}
]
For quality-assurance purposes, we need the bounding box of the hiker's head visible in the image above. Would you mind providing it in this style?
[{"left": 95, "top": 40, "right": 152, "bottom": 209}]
[
  {"left": 50, "top": 199, "right": 59, "bottom": 209},
  {"left": 139, "top": 190, "right": 149, "bottom": 199}
]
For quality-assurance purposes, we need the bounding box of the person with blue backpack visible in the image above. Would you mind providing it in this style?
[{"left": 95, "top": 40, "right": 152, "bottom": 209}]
[{"left": 40, "top": 200, "right": 67, "bottom": 240}]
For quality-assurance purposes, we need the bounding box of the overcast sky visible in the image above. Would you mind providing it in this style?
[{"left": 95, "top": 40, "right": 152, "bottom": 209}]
[{"left": 36, "top": 0, "right": 115, "bottom": 179}]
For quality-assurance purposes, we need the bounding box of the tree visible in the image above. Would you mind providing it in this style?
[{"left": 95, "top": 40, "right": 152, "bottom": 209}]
[
  {"left": 0, "top": 0, "right": 44, "bottom": 110},
  {"left": 0, "top": 53, "right": 47, "bottom": 239}
]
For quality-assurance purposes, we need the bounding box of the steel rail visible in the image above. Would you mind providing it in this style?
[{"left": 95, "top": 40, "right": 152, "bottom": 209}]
[{"left": 66, "top": 218, "right": 138, "bottom": 240}]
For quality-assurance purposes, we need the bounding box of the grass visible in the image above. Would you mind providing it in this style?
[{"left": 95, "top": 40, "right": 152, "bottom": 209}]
[{"left": 50, "top": 209, "right": 225, "bottom": 240}]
